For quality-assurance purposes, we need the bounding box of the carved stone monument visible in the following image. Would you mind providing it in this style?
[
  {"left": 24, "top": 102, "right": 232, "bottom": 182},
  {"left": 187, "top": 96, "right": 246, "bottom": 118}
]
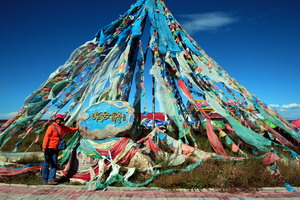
[{"left": 78, "top": 101, "right": 134, "bottom": 139}]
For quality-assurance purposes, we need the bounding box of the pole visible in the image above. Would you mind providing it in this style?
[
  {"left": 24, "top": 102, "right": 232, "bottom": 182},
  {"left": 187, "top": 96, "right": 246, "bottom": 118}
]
[{"left": 152, "top": 76, "right": 155, "bottom": 130}]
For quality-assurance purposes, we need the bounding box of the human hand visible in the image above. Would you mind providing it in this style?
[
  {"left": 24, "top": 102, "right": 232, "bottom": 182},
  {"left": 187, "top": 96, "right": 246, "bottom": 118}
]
[{"left": 42, "top": 148, "right": 46, "bottom": 152}]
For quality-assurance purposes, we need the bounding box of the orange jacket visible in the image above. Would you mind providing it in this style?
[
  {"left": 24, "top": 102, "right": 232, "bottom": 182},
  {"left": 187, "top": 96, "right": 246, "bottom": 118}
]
[{"left": 42, "top": 122, "right": 79, "bottom": 150}]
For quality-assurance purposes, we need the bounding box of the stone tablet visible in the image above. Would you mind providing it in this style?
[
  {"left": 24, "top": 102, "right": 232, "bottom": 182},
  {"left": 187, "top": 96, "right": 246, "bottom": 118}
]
[{"left": 78, "top": 101, "right": 134, "bottom": 139}]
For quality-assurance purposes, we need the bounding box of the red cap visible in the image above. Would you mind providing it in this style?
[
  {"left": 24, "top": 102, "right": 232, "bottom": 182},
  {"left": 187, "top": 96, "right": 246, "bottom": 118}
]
[{"left": 55, "top": 114, "right": 64, "bottom": 120}]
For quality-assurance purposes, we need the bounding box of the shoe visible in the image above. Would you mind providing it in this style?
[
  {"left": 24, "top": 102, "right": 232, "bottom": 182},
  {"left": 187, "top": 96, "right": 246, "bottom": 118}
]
[
  {"left": 42, "top": 182, "right": 47, "bottom": 185},
  {"left": 47, "top": 181, "right": 58, "bottom": 185}
]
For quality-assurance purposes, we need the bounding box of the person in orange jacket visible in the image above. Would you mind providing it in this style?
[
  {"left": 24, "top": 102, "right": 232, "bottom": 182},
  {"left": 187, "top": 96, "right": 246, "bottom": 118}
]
[{"left": 42, "top": 114, "right": 79, "bottom": 185}]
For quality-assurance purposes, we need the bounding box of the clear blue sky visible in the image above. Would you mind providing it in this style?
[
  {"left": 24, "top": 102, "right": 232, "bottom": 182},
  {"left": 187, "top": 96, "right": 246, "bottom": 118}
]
[{"left": 0, "top": 0, "right": 299, "bottom": 120}]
